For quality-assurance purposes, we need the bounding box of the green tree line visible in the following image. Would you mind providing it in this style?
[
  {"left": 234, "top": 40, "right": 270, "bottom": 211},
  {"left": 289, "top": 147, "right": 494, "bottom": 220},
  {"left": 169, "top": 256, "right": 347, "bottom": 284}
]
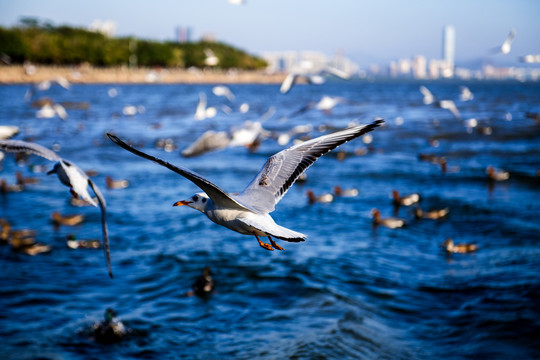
[{"left": 0, "top": 18, "right": 267, "bottom": 70}]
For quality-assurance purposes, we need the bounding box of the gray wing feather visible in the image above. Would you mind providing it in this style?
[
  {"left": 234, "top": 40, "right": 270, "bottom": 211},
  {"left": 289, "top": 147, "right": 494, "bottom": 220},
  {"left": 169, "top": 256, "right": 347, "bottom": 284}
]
[
  {"left": 107, "top": 133, "right": 254, "bottom": 212},
  {"left": 235, "top": 119, "right": 384, "bottom": 214},
  {"left": 0, "top": 139, "right": 61, "bottom": 161},
  {"left": 88, "top": 179, "right": 112, "bottom": 279}
]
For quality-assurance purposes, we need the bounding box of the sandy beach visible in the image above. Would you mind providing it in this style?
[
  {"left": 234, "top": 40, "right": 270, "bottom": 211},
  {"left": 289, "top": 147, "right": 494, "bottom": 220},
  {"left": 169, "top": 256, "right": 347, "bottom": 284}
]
[{"left": 0, "top": 65, "right": 286, "bottom": 84}]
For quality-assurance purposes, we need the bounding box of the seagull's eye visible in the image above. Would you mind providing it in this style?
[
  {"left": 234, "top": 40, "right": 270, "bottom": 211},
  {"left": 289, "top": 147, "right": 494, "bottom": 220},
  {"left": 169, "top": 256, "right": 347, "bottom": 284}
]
[
  {"left": 192, "top": 195, "right": 198, "bottom": 201},
  {"left": 202, "top": 198, "right": 207, "bottom": 203}
]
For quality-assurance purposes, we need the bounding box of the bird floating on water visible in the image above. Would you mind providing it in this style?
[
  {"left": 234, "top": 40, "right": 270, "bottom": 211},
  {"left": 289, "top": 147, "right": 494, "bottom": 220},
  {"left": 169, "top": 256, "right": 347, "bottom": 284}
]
[
  {"left": 51, "top": 211, "right": 85, "bottom": 227},
  {"left": 107, "top": 120, "right": 384, "bottom": 251},
  {"left": 371, "top": 208, "right": 406, "bottom": 229},
  {"left": 392, "top": 190, "right": 420, "bottom": 207},
  {"left": 93, "top": 308, "right": 127, "bottom": 343},
  {"left": 66, "top": 234, "right": 101, "bottom": 249},
  {"left": 441, "top": 238, "right": 477, "bottom": 254},
  {"left": 0, "top": 139, "right": 112, "bottom": 278},
  {"left": 188, "top": 266, "right": 215, "bottom": 297},
  {"left": 16, "top": 171, "right": 39, "bottom": 185},
  {"left": 106, "top": 176, "right": 129, "bottom": 190},
  {"left": 7, "top": 227, "right": 51, "bottom": 255},
  {"left": 333, "top": 185, "right": 359, "bottom": 198},
  {"left": 306, "top": 190, "right": 334, "bottom": 205},
  {"left": 486, "top": 166, "right": 510, "bottom": 181},
  {"left": 413, "top": 207, "right": 449, "bottom": 220},
  {"left": 0, "top": 178, "right": 24, "bottom": 193}
]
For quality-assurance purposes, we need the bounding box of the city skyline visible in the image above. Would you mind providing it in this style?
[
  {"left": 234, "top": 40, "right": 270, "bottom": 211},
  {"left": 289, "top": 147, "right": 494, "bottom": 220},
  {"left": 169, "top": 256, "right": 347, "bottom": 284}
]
[{"left": 1, "top": 0, "right": 539, "bottom": 70}]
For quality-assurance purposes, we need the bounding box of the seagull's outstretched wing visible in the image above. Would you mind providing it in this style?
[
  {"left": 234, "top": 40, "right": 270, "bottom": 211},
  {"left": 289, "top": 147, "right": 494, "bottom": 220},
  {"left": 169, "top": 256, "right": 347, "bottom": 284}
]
[
  {"left": 420, "top": 86, "right": 435, "bottom": 105},
  {"left": 0, "top": 139, "right": 61, "bottom": 161},
  {"left": 106, "top": 133, "right": 254, "bottom": 212},
  {"left": 88, "top": 179, "right": 112, "bottom": 278},
  {"left": 438, "top": 100, "right": 461, "bottom": 119},
  {"left": 280, "top": 73, "right": 298, "bottom": 94},
  {"left": 500, "top": 29, "right": 516, "bottom": 54},
  {"left": 321, "top": 66, "right": 351, "bottom": 80},
  {"left": 235, "top": 119, "right": 385, "bottom": 214}
]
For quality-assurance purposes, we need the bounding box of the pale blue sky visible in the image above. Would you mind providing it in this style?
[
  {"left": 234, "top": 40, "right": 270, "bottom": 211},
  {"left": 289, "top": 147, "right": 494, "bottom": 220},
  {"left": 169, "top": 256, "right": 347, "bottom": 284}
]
[{"left": 1, "top": 0, "right": 539, "bottom": 67}]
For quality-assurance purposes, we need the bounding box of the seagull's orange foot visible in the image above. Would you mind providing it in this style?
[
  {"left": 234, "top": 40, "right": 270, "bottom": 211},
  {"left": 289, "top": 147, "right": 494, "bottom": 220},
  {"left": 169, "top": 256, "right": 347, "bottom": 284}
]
[
  {"left": 259, "top": 241, "right": 274, "bottom": 251},
  {"left": 268, "top": 236, "right": 284, "bottom": 250},
  {"left": 253, "top": 232, "right": 274, "bottom": 251}
]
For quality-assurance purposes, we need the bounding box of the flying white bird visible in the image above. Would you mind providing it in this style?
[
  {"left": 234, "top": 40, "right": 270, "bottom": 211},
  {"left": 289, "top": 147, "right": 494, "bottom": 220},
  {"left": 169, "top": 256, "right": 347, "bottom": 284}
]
[
  {"left": 419, "top": 86, "right": 435, "bottom": 105},
  {"left": 0, "top": 125, "right": 19, "bottom": 140},
  {"left": 459, "top": 86, "right": 474, "bottom": 102},
  {"left": 0, "top": 140, "right": 112, "bottom": 278},
  {"left": 438, "top": 100, "right": 461, "bottom": 119},
  {"left": 491, "top": 29, "right": 516, "bottom": 55},
  {"left": 181, "top": 120, "right": 269, "bottom": 157},
  {"left": 287, "top": 95, "right": 357, "bottom": 118},
  {"left": 204, "top": 49, "right": 219, "bottom": 67},
  {"left": 280, "top": 64, "right": 351, "bottom": 94},
  {"left": 519, "top": 54, "right": 540, "bottom": 63},
  {"left": 194, "top": 92, "right": 217, "bottom": 120},
  {"left": 24, "top": 77, "right": 71, "bottom": 101},
  {"left": 419, "top": 86, "right": 461, "bottom": 119},
  {"left": 212, "top": 85, "right": 235, "bottom": 102},
  {"left": 36, "top": 103, "right": 68, "bottom": 120},
  {"left": 107, "top": 120, "right": 384, "bottom": 251}
]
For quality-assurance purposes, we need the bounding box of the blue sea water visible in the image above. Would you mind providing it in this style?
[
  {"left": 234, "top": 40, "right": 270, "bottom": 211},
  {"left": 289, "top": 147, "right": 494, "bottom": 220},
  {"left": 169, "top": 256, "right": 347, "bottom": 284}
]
[{"left": 1, "top": 80, "right": 539, "bottom": 359}]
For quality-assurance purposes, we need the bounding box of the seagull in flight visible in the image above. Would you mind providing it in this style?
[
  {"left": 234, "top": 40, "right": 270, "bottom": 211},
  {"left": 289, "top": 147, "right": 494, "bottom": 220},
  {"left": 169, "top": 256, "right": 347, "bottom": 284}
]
[
  {"left": 107, "top": 119, "right": 384, "bottom": 251},
  {"left": 419, "top": 86, "right": 435, "bottom": 105},
  {"left": 280, "top": 64, "right": 351, "bottom": 94},
  {"left": 287, "top": 95, "right": 358, "bottom": 118},
  {"left": 0, "top": 139, "right": 112, "bottom": 278},
  {"left": 204, "top": 49, "right": 219, "bottom": 67},
  {"left": 419, "top": 86, "right": 461, "bottom": 119},
  {"left": 490, "top": 29, "right": 516, "bottom": 55}
]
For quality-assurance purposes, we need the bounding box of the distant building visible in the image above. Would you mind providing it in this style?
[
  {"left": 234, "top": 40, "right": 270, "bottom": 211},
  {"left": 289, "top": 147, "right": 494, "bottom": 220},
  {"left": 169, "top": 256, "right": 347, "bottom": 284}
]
[
  {"left": 412, "top": 55, "right": 427, "bottom": 79},
  {"left": 442, "top": 25, "right": 455, "bottom": 77},
  {"left": 176, "top": 26, "right": 191, "bottom": 43},
  {"left": 261, "top": 50, "right": 358, "bottom": 75}
]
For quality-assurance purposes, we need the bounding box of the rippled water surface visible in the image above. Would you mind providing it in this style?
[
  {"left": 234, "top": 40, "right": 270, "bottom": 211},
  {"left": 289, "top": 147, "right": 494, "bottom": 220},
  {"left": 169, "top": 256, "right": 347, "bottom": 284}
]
[{"left": 1, "top": 80, "right": 540, "bottom": 359}]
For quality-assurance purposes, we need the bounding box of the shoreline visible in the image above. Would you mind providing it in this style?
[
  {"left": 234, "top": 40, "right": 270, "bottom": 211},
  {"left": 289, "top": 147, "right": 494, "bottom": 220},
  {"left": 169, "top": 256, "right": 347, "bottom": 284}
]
[{"left": 0, "top": 65, "right": 286, "bottom": 84}]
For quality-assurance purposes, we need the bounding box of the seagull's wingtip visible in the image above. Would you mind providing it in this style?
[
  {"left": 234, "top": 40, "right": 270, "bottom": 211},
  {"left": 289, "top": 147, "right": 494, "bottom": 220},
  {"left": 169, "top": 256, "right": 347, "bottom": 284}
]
[
  {"left": 106, "top": 133, "right": 123, "bottom": 146},
  {"left": 372, "top": 118, "right": 385, "bottom": 127}
]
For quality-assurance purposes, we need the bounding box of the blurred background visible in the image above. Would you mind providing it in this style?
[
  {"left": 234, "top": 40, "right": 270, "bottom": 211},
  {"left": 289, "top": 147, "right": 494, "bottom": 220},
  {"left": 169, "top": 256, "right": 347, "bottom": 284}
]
[{"left": 1, "top": 1, "right": 539, "bottom": 360}]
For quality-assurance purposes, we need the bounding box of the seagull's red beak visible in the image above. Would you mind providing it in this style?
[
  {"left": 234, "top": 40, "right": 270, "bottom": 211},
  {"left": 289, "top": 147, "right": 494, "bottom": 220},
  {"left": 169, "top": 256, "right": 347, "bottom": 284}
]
[{"left": 173, "top": 200, "right": 192, "bottom": 207}]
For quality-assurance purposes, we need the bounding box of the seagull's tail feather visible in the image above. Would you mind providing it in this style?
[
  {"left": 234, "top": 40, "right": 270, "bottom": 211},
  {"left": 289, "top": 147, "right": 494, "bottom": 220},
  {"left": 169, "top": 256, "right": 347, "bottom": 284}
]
[
  {"left": 241, "top": 216, "right": 307, "bottom": 242},
  {"left": 273, "top": 234, "right": 306, "bottom": 243}
]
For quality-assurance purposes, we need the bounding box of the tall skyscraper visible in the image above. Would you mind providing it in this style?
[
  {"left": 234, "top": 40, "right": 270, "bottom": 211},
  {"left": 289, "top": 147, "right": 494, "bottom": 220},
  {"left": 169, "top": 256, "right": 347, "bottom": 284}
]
[
  {"left": 176, "top": 26, "right": 191, "bottom": 43},
  {"left": 442, "top": 25, "right": 456, "bottom": 69}
]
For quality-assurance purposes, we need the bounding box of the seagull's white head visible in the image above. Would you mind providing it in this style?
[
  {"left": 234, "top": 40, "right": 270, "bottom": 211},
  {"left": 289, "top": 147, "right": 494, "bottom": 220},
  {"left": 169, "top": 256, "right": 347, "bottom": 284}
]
[{"left": 173, "top": 192, "right": 209, "bottom": 212}]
